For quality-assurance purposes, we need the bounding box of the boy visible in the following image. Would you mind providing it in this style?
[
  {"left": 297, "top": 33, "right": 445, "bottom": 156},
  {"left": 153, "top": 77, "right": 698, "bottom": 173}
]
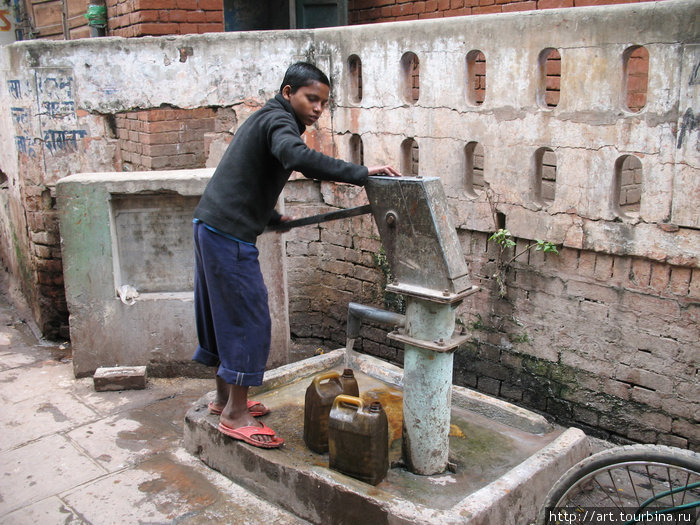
[{"left": 192, "top": 62, "right": 400, "bottom": 448}]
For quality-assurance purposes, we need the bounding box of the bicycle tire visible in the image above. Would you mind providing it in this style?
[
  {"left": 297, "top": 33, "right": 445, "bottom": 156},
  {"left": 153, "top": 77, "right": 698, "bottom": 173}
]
[{"left": 537, "top": 444, "right": 700, "bottom": 525}]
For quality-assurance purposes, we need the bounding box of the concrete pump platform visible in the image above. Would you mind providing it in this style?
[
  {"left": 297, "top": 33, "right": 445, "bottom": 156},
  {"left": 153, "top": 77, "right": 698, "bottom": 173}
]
[{"left": 184, "top": 350, "right": 590, "bottom": 524}]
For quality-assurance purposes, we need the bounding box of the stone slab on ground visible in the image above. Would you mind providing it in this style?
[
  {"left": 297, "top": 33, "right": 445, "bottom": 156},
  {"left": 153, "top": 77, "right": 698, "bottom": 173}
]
[{"left": 93, "top": 365, "right": 147, "bottom": 391}]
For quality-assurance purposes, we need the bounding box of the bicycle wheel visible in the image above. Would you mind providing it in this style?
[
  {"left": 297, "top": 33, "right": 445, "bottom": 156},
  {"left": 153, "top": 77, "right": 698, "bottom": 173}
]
[{"left": 538, "top": 444, "right": 700, "bottom": 524}]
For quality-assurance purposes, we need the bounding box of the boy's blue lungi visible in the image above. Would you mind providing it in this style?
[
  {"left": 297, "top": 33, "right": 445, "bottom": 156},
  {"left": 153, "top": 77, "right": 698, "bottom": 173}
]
[{"left": 192, "top": 221, "right": 271, "bottom": 386}]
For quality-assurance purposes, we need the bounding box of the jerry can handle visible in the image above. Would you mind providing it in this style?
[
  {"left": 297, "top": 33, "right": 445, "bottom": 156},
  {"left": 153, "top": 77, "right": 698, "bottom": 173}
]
[
  {"left": 313, "top": 370, "right": 340, "bottom": 387},
  {"left": 332, "top": 394, "right": 364, "bottom": 411}
]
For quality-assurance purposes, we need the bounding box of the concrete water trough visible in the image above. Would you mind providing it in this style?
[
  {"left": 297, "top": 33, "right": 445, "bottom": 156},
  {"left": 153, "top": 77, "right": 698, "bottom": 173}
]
[{"left": 184, "top": 349, "right": 590, "bottom": 524}]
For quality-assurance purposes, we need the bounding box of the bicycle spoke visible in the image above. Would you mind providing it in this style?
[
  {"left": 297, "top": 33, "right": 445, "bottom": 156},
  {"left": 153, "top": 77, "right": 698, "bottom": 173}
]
[
  {"left": 645, "top": 464, "right": 658, "bottom": 505},
  {"left": 596, "top": 472, "right": 623, "bottom": 508},
  {"left": 626, "top": 465, "right": 642, "bottom": 507},
  {"left": 666, "top": 466, "right": 675, "bottom": 509},
  {"left": 679, "top": 471, "right": 690, "bottom": 507}
]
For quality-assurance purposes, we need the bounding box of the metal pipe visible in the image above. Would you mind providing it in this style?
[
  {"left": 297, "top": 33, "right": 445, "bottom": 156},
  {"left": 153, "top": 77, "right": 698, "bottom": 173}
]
[{"left": 347, "top": 302, "right": 405, "bottom": 340}]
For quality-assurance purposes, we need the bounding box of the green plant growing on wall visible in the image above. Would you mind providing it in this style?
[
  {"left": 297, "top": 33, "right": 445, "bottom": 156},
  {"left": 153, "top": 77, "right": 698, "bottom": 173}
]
[
  {"left": 482, "top": 187, "right": 560, "bottom": 298},
  {"left": 489, "top": 228, "right": 559, "bottom": 297}
]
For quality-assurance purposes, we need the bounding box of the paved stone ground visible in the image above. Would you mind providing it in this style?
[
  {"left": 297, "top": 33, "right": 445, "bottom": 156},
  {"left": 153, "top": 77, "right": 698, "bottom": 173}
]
[{"left": 0, "top": 272, "right": 309, "bottom": 525}]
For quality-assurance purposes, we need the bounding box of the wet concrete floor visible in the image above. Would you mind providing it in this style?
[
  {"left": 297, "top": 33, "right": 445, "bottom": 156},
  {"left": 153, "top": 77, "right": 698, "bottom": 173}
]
[{"left": 0, "top": 274, "right": 308, "bottom": 524}]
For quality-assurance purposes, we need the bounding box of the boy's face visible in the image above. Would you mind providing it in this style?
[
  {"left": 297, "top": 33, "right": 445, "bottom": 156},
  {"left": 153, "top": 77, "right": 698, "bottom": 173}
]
[{"left": 282, "top": 81, "right": 330, "bottom": 127}]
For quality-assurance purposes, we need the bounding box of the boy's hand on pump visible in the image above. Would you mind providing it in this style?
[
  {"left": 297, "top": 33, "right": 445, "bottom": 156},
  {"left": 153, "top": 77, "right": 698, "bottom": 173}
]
[{"left": 368, "top": 165, "right": 402, "bottom": 177}]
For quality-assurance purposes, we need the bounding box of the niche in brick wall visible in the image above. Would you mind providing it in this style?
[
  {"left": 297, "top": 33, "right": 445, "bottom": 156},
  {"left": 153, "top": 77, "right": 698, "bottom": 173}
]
[
  {"left": 350, "top": 134, "right": 364, "bottom": 165},
  {"left": 614, "top": 155, "right": 643, "bottom": 217},
  {"left": 534, "top": 147, "right": 557, "bottom": 206},
  {"left": 464, "top": 141, "right": 485, "bottom": 197},
  {"left": 401, "top": 52, "right": 420, "bottom": 104},
  {"left": 466, "top": 50, "right": 486, "bottom": 106},
  {"left": 348, "top": 55, "right": 363, "bottom": 103},
  {"left": 539, "top": 48, "right": 561, "bottom": 109},
  {"left": 624, "top": 46, "right": 649, "bottom": 113},
  {"left": 401, "top": 138, "right": 419, "bottom": 176}
]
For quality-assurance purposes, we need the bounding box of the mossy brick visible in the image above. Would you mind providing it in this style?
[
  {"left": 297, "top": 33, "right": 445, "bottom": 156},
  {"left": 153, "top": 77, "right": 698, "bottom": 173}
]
[
  {"left": 499, "top": 383, "right": 523, "bottom": 401},
  {"left": 476, "top": 376, "right": 501, "bottom": 396}
]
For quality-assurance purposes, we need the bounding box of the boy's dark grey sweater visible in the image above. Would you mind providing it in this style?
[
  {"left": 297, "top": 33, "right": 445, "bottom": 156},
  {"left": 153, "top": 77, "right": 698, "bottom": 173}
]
[{"left": 194, "top": 94, "right": 369, "bottom": 244}]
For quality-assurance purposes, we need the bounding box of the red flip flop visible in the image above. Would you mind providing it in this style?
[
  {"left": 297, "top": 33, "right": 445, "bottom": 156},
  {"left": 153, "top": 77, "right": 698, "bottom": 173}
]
[
  {"left": 218, "top": 421, "right": 284, "bottom": 449},
  {"left": 208, "top": 400, "right": 270, "bottom": 417},
  {"left": 247, "top": 400, "right": 270, "bottom": 417}
]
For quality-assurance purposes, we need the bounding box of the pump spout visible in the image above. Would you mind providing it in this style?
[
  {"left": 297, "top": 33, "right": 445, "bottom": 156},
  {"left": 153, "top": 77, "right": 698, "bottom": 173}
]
[{"left": 347, "top": 302, "right": 405, "bottom": 340}]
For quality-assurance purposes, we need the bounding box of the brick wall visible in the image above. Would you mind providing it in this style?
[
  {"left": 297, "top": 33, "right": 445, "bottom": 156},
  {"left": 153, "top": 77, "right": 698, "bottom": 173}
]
[
  {"left": 114, "top": 107, "right": 223, "bottom": 171},
  {"left": 24, "top": 185, "right": 68, "bottom": 339},
  {"left": 283, "top": 178, "right": 699, "bottom": 450},
  {"left": 348, "top": 0, "right": 657, "bottom": 23},
  {"left": 106, "top": 0, "right": 223, "bottom": 37}
]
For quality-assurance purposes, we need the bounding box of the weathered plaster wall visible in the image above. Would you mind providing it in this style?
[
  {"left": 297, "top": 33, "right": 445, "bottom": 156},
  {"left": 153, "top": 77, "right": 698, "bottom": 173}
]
[{"left": 0, "top": 0, "right": 698, "bottom": 446}]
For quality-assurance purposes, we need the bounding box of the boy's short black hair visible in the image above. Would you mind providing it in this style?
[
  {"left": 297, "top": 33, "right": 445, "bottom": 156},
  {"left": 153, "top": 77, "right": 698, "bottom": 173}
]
[{"left": 279, "top": 62, "right": 330, "bottom": 94}]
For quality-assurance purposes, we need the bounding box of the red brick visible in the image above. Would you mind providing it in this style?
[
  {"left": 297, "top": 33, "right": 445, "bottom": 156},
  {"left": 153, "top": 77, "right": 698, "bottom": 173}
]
[
  {"left": 446, "top": 6, "right": 471, "bottom": 15},
  {"left": 412, "top": 1, "right": 426, "bottom": 13},
  {"left": 451, "top": 0, "right": 464, "bottom": 7},
  {"left": 177, "top": 0, "right": 199, "bottom": 8},
  {"left": 167, "top": 9, "right": 190, "bottom": 22},
  {"left": 205, "top": 10, "right": 223, "bottom": 21},
  {"left": 669, "top": 267, "right": 691, "bottom": 296},
  {"left": 546, "top": 76, "right": 561, "bottom": 90},
  {"left": 438, "top": 0, "right": 451, "bottom": 10},
  {"left": 472, "top": 3, "right": 500, "bottom": 12},
  {"left": 199, "top": 22, "right": 223, "bottom": 32},
  {"left": 419, "top": 10, "right": 443, "bottom": 17},
  {"left": 688, "top": 269, "right": 700, "bottom": 299},
  {"left": 479, "top": 0, "right": 495, "bottom": 6},
  {"left": 111, "top": 13, "right": 130, "bottom": 28},
  {"left": 627, "top": 92, "right": 647, "bottom": 111},
  {"left": 649, "top": 262, "right": 670, "bottom": 293},
  {"left": 116, "top": 1, "right": 131, "bottom": 15},
  {"left": 134, "top": 0, "right": 176, "bottom": 8},
  {"left": 391, "top": 3, "right": 412, "bottom": 15},
  {"left": 574, "top": 0, "right": 633, "bottom": 5},
  {"left": 133, "top": 9, "right": 160, "bottom": 23},
  {"left": 538, "top": 0, "right": 574, "bottom": 7},
  {"left": 199, "top": 0, "right": 223, "bottom": 8},
  {"left": 628, "top": 55, "right": 650, "bottom": 75},
  {"left": 186, "top": 10, "right": 207, "bottom": 22},
  {"left": 626, "top": 74, "right": 648, "bottom": 93},
  {"left": 546, "top": 56, "right": 561, "bottom": 75},
  {"left": 136, "top": 22, "right": 181, "bottom": 35}
]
